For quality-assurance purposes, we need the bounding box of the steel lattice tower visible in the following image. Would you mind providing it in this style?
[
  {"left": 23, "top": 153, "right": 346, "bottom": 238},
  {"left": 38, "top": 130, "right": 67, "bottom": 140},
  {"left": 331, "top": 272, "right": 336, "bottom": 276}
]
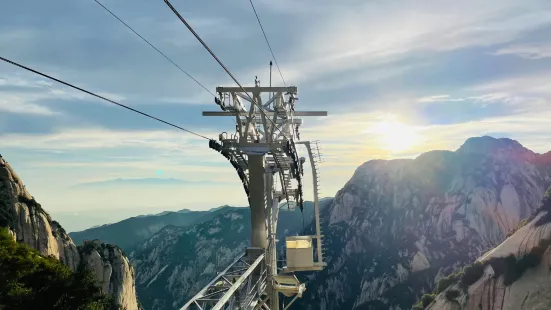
[{"left": 181, "top": 80, "right": 327, "bottom": 310}]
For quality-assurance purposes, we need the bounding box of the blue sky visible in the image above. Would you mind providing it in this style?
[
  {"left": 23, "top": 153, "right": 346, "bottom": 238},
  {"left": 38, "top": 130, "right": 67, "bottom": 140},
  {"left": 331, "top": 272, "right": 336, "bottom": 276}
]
[{"left": 1, "top": 0, "right": 551, "bottom": 231}]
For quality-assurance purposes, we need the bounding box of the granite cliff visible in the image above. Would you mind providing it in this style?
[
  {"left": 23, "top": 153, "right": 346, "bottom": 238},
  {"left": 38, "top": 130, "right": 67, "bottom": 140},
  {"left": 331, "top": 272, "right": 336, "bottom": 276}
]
[
  {"left": 424, "top": 188, "right": 551, "bottom": 310},
  {"left": 293, "top": 136, "right": 551, "bottom": 309},
  {"left": 0, "top": 155, "right": 139, "bottom": 310}
]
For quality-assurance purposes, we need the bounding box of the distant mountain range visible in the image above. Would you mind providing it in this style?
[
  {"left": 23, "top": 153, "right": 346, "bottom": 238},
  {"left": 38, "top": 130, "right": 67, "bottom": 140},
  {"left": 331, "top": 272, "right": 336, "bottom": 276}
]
[
  {"left": 72, "top": 177, "right": 227, "bottom": 188},
  {"left": 68, "top": 200, "right": 323, "bottom": 310},
  {"left": 69, "top": 206, "right": 240, "bottom": 251},
  {"left": 64, "top": 136, "right": 551, "bottom": 310},
  {"left": 136, "top": 208, "right": 193, "bottom": 218},
  {"left": 130, "top": 201, "right": 326, "bottom": 310}
]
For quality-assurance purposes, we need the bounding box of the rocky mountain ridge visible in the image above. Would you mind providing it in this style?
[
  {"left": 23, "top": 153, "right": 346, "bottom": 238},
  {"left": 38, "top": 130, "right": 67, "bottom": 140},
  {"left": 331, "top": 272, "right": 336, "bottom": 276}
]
[
  {"left": 70, "top": 206, "right": 225, "bottom": 252},
  {"left": 130, "top": 201, "right": 326, "bottom": 310},
  {"left": 0, "top": 155, "right": 139, "bottom": 310},
  {"left": 425, "top": 188, "right": 551, "bottom": 310},
  {"left": 5, "top": 135, "right": 550, "bottom": 310},
  {"left": 292, "top": 136, "right": 551, "bottom": 309}
]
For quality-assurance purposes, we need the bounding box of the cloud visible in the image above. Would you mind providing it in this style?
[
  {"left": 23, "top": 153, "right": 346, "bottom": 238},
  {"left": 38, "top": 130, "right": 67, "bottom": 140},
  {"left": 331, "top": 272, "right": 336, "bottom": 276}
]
[
  {"left": 0, "top": 128, "right": 214, "bottom": 150},
  {"left": 0, "top": 96, "right": 58, "bottom": 115},
  {"left": 3, "top": 0, "right": 551, "bottom": 222},
  {"left": 0, "top": 76, "right": 53, "bottom": 88},
  {"left": 492, "top": 43, "right": 551, "bottom": 59},
  {"left": 417, "top": 95, "right": 451, "bottom": 103},
  {"left": 72, "top": 177, "right": 229, "bottom": 188},
  {"left": 0, "top": 73, "right": 132, "bottom": 118},
  {"left": 302, "top": 105, "right": 551, "bottom": 169},
  {"left": 470, "top": 72, "right": 551, "bottom": 96},
  {"left": 279, "top": 0, "right": 551, "bottom": 85},
  {"left": 417, "top": 92, "right": 542, "bottom": 108}
]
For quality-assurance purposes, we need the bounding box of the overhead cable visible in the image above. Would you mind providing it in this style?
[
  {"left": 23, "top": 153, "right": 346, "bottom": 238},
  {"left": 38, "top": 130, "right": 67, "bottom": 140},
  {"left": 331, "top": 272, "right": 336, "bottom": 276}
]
[
  {"left": 92, "top": 0, "right": 215, "bottom": 97},
  {"left": 162, "top": 0, "right": 290, "bottom": 141},
  {"left": 0, "top": 56, "right": 210, "bottom": 140},
  {"left": 162, "top": 0, "right": 251, "bottom": 98},
  {"left": 248, "top": 0, "right": 286, "bottom": 86}
]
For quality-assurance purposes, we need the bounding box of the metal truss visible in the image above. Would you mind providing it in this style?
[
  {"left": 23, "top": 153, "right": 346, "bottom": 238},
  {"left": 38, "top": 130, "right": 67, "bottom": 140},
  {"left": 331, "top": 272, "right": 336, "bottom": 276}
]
[
  {"left": 188, "top": 80, "right": 328, "bottom": 310},
  {"left": 181, "top": 249, "right": 267, "bottom": 310}
]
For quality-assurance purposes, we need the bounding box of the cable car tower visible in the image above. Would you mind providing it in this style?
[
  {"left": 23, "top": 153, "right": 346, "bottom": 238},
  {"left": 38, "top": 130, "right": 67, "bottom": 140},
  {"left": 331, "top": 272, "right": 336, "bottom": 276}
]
[{"left": 181, "top": 78, "right": 327, "bottom": 310}]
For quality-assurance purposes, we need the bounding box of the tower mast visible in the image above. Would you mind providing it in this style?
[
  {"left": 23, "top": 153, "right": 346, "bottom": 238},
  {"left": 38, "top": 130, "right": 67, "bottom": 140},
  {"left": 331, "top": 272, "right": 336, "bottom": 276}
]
[{"left": 181, "top": 80, "right": 327, "bottom": 310}]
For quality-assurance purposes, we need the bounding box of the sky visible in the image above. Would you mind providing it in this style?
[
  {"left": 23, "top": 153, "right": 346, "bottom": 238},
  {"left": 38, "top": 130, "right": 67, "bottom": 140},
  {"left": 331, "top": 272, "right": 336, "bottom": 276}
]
[{"left": 1, "top": 0, "right": 551, "bottom": 232}]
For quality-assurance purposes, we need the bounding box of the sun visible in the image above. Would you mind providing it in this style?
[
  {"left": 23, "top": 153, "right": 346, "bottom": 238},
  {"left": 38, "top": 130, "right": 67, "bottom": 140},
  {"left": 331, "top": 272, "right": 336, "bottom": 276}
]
[{"left": 367, "top": 118, "right": 422, "bottom": 153}]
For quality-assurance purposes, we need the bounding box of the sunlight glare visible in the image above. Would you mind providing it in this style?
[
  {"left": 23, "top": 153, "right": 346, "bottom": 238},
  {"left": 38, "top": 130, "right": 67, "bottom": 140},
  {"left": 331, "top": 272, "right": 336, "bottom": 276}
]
[{"left": 365, "top": 117, "right": 422, "bottom": 152}]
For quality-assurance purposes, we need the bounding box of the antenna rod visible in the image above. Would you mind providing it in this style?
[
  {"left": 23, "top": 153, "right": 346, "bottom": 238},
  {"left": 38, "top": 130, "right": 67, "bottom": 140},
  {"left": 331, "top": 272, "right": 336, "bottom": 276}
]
[{"left": 269, "top": 60, "right": 273, "bottom": 99}]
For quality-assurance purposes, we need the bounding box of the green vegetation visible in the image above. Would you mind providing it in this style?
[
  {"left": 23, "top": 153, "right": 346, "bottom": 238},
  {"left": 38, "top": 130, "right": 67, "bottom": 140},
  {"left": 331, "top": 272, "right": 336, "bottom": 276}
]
[
  {"left": 79, "top": 239, "right": 104, "bottom": 255},
  {"left": 421, "top": 294, "right": 436, "bottom": 307},
  {"left": 445, "top": 289, "right": 460, "bottom": 301},
  {"left": 0, "top": 228, "right": 121, "bottom": 310},
  {"left": 51, "top": 220, "right": 71, "bottom": 242},
  {"left": 412, "top": 304, "right": 425, "bottom": 310},
  {"left": 435, "top": 271, "right": 463, "bottom": 294},
  {"left": 78, "top": 240, "right": 127, "bottom": 262},
  {"left": 489, "top": 238, "right": 551, "bottom": 285},
  {"left": 0, "top": 199, "right": 15, "bottom": 229},
  {"left": 413, "top": 293, "right": 436, "bottom": 309},
  {"left": 460, "top": 262, "right": 484, "bottom": 289},
  {"left": 534, "top": 187, "right": 551, "bottom": 226},
  {"left": 17, "top": 194, "right": 44, "bottom": 214},
  {"left": 416, "top": 235, "right": 551, "bottom": 308}
]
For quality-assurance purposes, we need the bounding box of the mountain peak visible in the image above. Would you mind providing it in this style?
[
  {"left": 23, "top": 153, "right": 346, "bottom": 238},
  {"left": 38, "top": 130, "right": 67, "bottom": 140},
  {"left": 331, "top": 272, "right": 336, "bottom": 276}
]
[{"left": 456, "top": 136, "right": 535, "bottom": 159}]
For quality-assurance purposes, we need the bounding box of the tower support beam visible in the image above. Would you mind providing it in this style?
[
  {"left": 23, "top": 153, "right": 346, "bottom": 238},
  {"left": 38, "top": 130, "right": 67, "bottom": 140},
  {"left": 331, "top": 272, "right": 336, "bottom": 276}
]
[
  {"left": 249, "top": 155, "right": 268, "bottom": 248},
  {"left": 184, "top": 81, "right": 328, "bottom": 310}
]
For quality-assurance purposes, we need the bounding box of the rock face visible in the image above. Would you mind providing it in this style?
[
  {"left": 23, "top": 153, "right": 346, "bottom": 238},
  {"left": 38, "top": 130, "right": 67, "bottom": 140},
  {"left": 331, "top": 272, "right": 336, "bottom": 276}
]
[
  {"left": 0, "top": 157, "right": 81, "bottom": 270},
  {"left": 131, "top": 202, "right": 326, "bottom": 310},
  {"left": 0, "top": 156, "right": 139, "bottom": 310},
  {"left": 81, "top": 241, "right": 140, "bottom": 310},
  {"left": 427, "top": 189, "right": 551, "bottom": 310},
  {"left": 292, "top": 136, "right": 551, "bottom": 309}
]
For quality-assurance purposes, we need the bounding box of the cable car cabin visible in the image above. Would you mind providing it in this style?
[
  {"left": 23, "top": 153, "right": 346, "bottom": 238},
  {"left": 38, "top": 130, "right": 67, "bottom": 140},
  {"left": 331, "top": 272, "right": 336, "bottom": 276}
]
[{"left": 283, "top": 236, "right": 323, "bottom": 272}]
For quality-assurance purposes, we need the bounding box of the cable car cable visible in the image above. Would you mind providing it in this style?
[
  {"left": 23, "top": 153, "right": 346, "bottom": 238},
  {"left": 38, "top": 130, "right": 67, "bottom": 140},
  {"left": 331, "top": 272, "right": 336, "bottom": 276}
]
[
  {"left": 162, "top": 0, "right": 290, "bottom": 142},
  {"left": 0, "top": 56, "right": 210, "bottom": 140},
  {"left": 248, "top": 0, "right": 286, "bottom": 87},
  {"left": 92, "top": 0, "right": 215, "bottom": 97}
]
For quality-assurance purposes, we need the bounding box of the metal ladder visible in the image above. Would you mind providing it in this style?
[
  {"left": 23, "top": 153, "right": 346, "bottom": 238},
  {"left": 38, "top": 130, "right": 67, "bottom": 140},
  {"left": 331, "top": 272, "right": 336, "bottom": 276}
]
[{"left": 310, "top": 141, "right": 326, "bottom": 262}]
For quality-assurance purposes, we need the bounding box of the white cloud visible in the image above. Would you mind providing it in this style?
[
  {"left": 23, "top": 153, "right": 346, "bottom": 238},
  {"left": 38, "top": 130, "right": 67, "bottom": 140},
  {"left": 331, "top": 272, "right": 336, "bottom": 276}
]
[
  {"left": 0, "top": 95, "right": 58, "bottom": 115},
  {"left": 303, "top": 106, "right": 551, "bottom": 169},
  {"left": 470, "top": 72, "right": 551, "bottom": 96},
  {"left": 280, "top": 0, "right": 551, "bottom": 84},
  {"left": 417, "top": 95, "right": 451, "bottom": 103},
  {"left": 0, "top": 128, "right": 218, "bottom": 151},
  {"left": 417, "top": 92, "right": 544, "bottom": 108},
  {"left": 493, "top": 43, "right": 551, "bottom": 59},
  {"left": 0, "top": 73, "right": 132, "bottom": 116},
  {"left": 0, "top": 76, "right": 53, "bottom": 88}
]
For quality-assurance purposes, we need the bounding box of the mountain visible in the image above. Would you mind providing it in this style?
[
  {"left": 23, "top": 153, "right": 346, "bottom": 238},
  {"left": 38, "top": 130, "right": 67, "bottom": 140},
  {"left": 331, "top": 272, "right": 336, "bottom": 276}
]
[
  {"left": 72, "top": 178, "right": 211, "bottom": 188},
  {"left": 70, "top": 207, "right": 226, "bottom": 252},
  {"left": 290, "top": 136, "right": 551, "bottom": 309},
  {"left": 130, "top": 201, "right": 329, "bottom": 310},
  {"left": 148, "top": 209, "right": 193, "bottom": 217},
  {"left": 0, "top": 228, "right": 120, "bottom": 309},
  {"left": 0, "top": 155, "right": 139, "bottom": 310},
  {"left": 424, "top": 187, "right": 551, "bottom": 310}
]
